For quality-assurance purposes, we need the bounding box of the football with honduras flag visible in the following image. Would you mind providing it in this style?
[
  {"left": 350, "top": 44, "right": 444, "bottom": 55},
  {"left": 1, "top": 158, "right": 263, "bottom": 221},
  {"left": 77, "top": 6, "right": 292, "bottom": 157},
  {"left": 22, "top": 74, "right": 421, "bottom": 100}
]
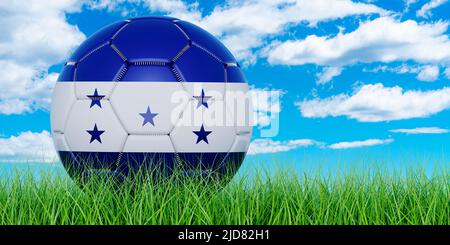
[{"left": 51, "top": 16, "right": 252, "bottom": 183}]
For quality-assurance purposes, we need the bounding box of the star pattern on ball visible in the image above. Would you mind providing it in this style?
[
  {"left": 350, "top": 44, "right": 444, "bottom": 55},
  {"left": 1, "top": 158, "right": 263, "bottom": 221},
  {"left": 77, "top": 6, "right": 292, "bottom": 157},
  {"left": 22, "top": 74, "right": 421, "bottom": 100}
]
[
  {"left": 193, "top": 89, "right": 212, "bottom": 109},
  {"left": 140, "top": 106, "right": 159, "bottom": 126},
  {"left": 86, "top": 124, "right": 105, "bottom": 144},
  {"left": 87, "top": 88, "right": 105, "bottom": 108},
  {"left": 193, "top": 124, "right": 212, "bottom": 144}
]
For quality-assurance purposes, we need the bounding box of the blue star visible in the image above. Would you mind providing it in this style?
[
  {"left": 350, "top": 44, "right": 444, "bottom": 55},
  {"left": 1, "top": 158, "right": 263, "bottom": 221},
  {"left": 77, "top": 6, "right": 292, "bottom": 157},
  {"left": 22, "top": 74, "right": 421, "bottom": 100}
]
[
  {"left": 193, "top": 89, "right": 212, "bottom": 109},
  {"left": 193, "top": 124, "right": 212, "bottom": 144},
  {"left": 87, "top": 88, "right": 105, "bottom": 108},
  {"left": 86, "top": 124, "right": 105, "bottom": 144},
  {"left": 140, "top": 106, "right": 158, "bottom": 126}
]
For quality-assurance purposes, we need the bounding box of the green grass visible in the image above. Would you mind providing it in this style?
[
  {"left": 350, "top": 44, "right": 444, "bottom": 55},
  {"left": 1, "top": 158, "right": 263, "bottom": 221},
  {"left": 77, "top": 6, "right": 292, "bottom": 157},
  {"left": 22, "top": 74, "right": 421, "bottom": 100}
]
[{"left": 0, "top": 166, "right": 448, "bottom": 225}]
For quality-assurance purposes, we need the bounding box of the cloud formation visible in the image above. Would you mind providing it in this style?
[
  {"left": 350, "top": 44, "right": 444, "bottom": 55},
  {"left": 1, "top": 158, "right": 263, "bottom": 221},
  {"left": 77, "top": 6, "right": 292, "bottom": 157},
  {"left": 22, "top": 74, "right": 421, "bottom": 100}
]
[
  {"left": 0, "top": 0, "right": 85, "bottom": 115},
  {"left": 416, "top": 0, "right": 448, "bottom": 18},
  {"left": 445, "top": 67, "right": 450, "bottom": 79},
  {"left": 316, "top": 67, "right": 343, "bottom": 84},
  {"left": 247, "top": 138, "right": 321, "bottom": 155},
  {"left": 416, "top": 65, "right": 440, "bottom": 81},
  {"left": 390, "top": 127, "right": 449, "bottom": 134},
  {"left": 297, "top": 83, "right": 450, "bottom": 122},
  {"left": 91, "top": 0, "right": 386, "bottom": 64},
  {"left": 0, "top": 131, "right": 57, "bottom": 162},
  {"left": 364, "top": 64, "right": 442, "bottom": 82},
  {"left": 328, "top": 138, "right": 393, "bottom": 149},
  {"left": 265, "top": 17, "right": 450, "bottom": 67}
]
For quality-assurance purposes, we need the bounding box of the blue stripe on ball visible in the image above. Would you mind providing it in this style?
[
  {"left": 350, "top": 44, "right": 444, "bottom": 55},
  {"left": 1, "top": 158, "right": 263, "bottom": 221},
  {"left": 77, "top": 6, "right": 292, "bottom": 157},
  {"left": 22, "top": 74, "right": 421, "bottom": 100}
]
[{"left": 58, "top": 151, "right": 246, "bottom": 178}]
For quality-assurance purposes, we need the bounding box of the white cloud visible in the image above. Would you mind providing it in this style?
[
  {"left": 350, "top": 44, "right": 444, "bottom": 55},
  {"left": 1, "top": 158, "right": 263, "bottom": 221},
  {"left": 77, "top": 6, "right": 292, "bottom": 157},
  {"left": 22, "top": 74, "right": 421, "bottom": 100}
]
[
  {"left": 265, "top": 17, "right": 450, "bottom": 67},
  {"left": 248, "top": 138, "right": 321, "bottom": 155},
  {"left": 444, "top": 67, "right": 450, "bottom": 79},
  {"left": 0, "top": 131, "right": 57, "bottom": 162},
  {"left": 197, "top": 0, "right": 385, "bottom": 64},
  {"left": 364, "top": 64, "right": 420, "bottom": 74},
  {"left": 390, "top": 127, "right": 449, "bottom": 134},
  {"left": 328, "top": 138, "right": 393, "bottom": 149},
  {"left": 404, "top": 0, "right": 418, "bottom": 11},
  {"left": 0, "top": 61, "right": 58, "bottom": 114},
  {"left": 316, "top": 67, "right": 343, "bottom": 84},
  {"left": 92, "top": 0, "right": 386, "bottom": 64},
  {"left": 297, "top": 83, "right": 450, "bottom": 122},
  {"left": 0, "top": 0, "right": 85, "bottom": 115},
  {"left": 364, "top": 64, "right": 441, "bottom": 82},
  {"left": 416, "top": 65, "right": 440, "bottom": 81},
  {"left": 142, "top": 0, "right": 201, "bottom": 21},
  {"left": 417, "top": 0, "right": 448, "bottom": 18}
]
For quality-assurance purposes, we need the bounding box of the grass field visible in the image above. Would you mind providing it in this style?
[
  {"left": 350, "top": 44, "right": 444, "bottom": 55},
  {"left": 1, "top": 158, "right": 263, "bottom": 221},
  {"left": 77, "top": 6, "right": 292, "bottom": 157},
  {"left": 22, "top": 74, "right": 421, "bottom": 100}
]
[{"left": 0, "top": 165, "right": 448, "bottom": 225}]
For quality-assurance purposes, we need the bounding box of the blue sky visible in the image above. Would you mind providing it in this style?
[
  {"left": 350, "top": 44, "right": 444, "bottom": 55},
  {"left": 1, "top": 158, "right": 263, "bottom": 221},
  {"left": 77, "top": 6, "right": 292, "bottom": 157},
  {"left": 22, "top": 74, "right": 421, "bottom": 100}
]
[{"left": 0, "top": 0, "right": 449, "bottom": 170}]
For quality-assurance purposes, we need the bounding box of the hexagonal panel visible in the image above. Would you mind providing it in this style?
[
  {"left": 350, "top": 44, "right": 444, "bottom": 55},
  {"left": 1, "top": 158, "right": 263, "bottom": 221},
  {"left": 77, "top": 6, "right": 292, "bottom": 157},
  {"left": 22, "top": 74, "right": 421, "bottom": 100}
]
[
  {"left": 69, "top": 20, "right": 127, "bottom": 62},
  {"left": 51, "top": 82, "right": 76, "bottom": 133},
  {"left": 226, "top": 82, "right": 253, "bottom": 134},
  {"left": 75, "top": 45, "right": 124, "bottom": 81},
  {"left": 64, "top": 100, "right": 127, "bottom": 152},
  {"left": 113, "top": 19, "right": 188, "bottom": 62},
  {"left": 175, "top": 20, "right": 237, "bottom": 64},
  {"left": 110, "top": 82, "right": 188, "bottom": 134},
  {"left": 75, "top": 82, "right": 116, "bottom": 100},
  {"left": 171, "top": 100, "right": 235, "bottom": 153},
  {"left": 175, "top": 45, "right": 226, "bottom": 82}
]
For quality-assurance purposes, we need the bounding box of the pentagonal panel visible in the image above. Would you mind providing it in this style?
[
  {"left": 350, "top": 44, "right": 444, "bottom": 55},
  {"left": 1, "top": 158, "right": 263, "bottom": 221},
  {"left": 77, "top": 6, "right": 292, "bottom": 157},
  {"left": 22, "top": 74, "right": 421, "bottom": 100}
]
[
  {"left": 64, "top": 100, "right": 127, "bottom": 152},
  {"left": 75, "top": 45, "right": 124, "bottom": 81},
  {"left": 51, "top": 82, "right": 76, "bottom": 133},
  {"left": 113, "top": 19, "right": 188, "bottom": 62},
  {"left": 175, "top": 45, "right": 226, "bottom": 82},
  {"left": 75, "top": 82, "right": 116, "bottom": 100},
  {"left": 171, "top": 100, "right": 235, "bottom": 153},
  {"left": 226, "top": 82, "right": 253, "bottom": 134},
  {"left": 69, "top": 20, "right": 128, "bottom": 62},
  {"left": 175, "top": 21, "right": 237, "bottom": 64},
  {"left": 110, "top": 82, "right": 188, "bottom": 134}
]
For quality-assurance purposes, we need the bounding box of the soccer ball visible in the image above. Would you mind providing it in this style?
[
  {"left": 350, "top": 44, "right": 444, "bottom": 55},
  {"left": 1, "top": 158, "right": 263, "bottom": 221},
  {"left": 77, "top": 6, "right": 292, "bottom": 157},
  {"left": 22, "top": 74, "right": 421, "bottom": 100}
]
[{"left": 51, "top": 16, "right": 252, "bottom": 182}]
